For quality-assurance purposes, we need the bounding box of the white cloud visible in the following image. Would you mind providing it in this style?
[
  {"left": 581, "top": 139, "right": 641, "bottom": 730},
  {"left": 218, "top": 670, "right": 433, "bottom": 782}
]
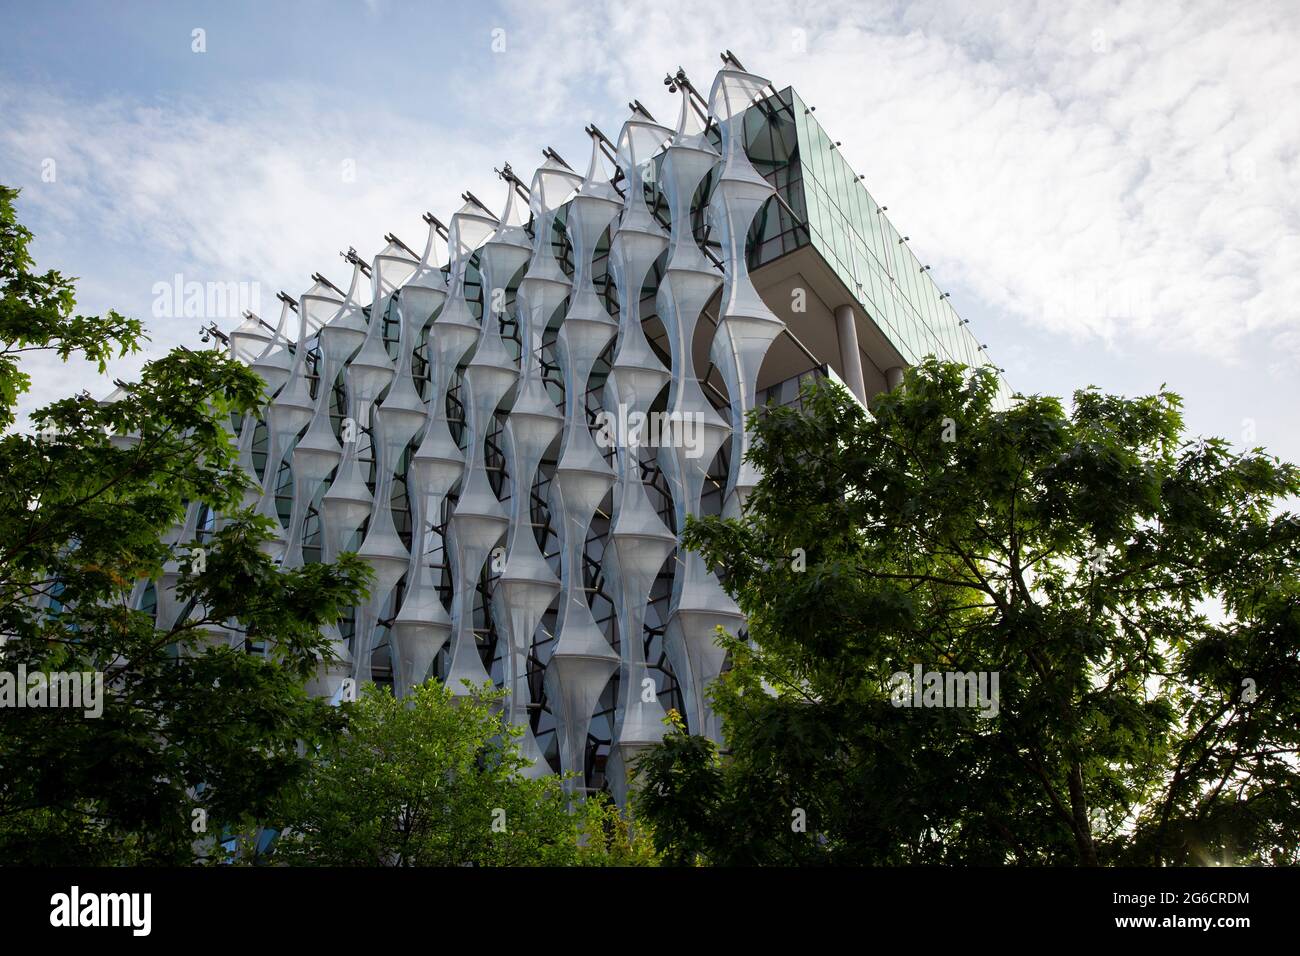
[
  {"left": 0, "top": 83, "right": 534, "bottom": 420},
  {"left": 1, "top": 86, "right": 497, "bottom": 293},
  {"left": 493, "top": 0, "right": 1300, "bottom": 360},
  {"left": 1, "top": 0, "right": 1297, "bottom": 431}
]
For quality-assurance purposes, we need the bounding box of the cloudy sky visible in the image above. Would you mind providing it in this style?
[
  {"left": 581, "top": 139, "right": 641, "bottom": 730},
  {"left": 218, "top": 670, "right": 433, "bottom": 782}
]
[{"left": 2, "top": 0, "right": 1297, "bottom": 461}]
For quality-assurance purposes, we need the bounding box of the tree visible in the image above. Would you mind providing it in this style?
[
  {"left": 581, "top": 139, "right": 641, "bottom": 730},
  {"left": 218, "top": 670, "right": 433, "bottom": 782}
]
[
  {"left": 267, "top": 680, "right": 658, "bottom": 867},
  {"left": 628, "top": 710, "right": 730, "bottom": 867},
  {"left": 0, "top": 185, "right": 373, "bottom": 864},
  {"left": 635, "top": 360, "right": 1300, "bottom": 866}
]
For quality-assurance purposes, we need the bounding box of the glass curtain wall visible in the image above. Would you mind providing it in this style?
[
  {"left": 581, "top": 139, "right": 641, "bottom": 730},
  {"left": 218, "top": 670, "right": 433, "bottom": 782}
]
[{"left": 744, "top": 86, "right": 1008, "bottom": 402}]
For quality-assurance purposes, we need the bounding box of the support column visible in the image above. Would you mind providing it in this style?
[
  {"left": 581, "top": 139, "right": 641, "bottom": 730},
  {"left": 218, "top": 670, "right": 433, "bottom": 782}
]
[
  {"left": 885, "top": 365, "right": 904, "bottom": 391},
  {"left": 834, "top": 303, "right": 867, "bottom": 403}
]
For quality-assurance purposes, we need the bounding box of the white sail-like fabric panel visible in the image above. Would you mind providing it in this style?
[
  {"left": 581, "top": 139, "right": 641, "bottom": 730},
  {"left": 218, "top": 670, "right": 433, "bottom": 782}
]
[{"left": 218, "top": 63, "right": 784, "bottom": 796}]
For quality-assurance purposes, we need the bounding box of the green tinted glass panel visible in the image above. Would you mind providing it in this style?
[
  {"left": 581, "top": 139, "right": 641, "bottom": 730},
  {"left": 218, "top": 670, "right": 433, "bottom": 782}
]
[{"left": 757, "top": 86, "right": 1007, "bottom": 402}]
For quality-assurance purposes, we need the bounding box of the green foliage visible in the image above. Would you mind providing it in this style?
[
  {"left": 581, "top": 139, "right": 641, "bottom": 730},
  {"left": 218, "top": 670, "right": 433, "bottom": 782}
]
[
  {"left": 0, "top": 185, "right": 143, "bottom": 430},
  {"left": 574, "top": 790, "right": 660, "bottom": 867},
  {"left": 0, "top": 185, "right": 372, "bottom": 864},
  {"left": 636, "top": 360, "right": 1300, "bottom": 866},
  {"left": 267, "top": 680, "right": 657, "bottom": 867},
  {"left": 631, "top": 710, "right": 732, "bottom": 866}
]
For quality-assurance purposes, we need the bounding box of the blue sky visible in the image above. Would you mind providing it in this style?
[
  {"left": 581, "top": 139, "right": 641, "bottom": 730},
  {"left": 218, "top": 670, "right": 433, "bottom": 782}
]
[{"left": 2, "top": 0, "right": 1298, "bottom": 464}]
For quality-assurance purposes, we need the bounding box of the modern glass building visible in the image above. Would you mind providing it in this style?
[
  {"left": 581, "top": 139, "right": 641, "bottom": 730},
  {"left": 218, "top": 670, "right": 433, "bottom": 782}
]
[
  {"left": 739, "top": 85, "right": 1007, "bottom": 407},
  {"left": 140, "top": 54, "right": 1003, "bottom": 803}
]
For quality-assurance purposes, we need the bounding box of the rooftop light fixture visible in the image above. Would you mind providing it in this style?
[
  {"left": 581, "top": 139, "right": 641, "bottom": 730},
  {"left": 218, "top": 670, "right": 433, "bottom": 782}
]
[
  {"left": 199, "top": 321, "right": 230, "bottom": 346},
  {"left": 340, "top": 247, "right": 372, "bottom": 277}
]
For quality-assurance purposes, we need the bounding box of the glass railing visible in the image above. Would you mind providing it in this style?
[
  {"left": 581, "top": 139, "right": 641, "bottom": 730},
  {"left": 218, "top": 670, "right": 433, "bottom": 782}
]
[{"left": 743, "top": 87, "right": 1012, "bottom": 408}]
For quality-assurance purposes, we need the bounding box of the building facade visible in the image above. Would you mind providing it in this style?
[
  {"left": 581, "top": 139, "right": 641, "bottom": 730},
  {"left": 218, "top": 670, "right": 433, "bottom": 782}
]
[{"left": 144, "top": 55, "right": 1000, "bottom": 801}]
